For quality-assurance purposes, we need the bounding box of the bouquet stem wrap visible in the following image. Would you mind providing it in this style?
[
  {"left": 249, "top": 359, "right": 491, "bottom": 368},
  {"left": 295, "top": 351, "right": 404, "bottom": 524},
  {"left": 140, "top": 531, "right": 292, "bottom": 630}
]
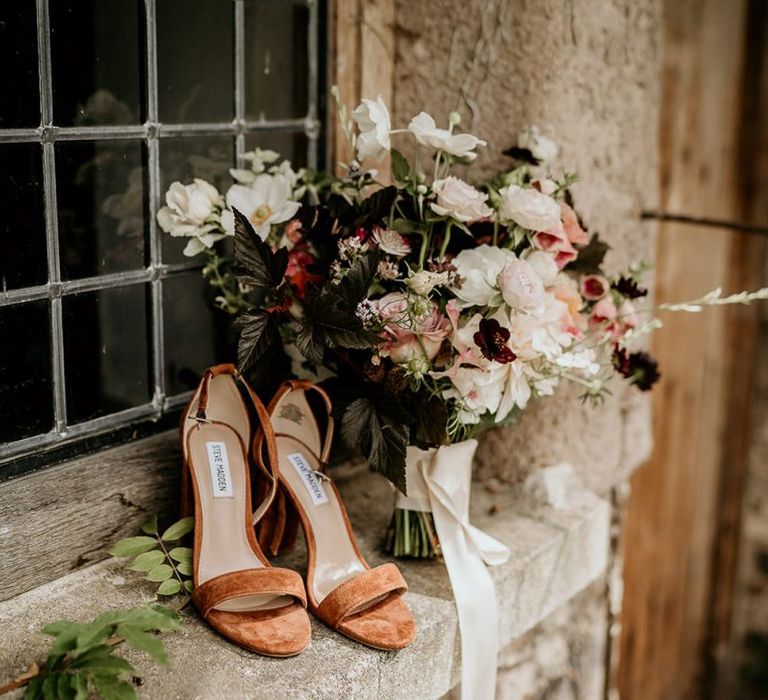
[{"left": 395, "top": 440, "right": 510, "bottom": 700}]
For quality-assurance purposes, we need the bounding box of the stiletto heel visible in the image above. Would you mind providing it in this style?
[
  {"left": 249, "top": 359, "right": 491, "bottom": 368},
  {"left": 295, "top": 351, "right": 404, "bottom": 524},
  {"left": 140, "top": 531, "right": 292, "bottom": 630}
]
[
  {"left": 255, "top": 380, "right": 416, "bottom": 651},
  {"left": 181, "top": 364, "right": 311, "bottom": 657}
]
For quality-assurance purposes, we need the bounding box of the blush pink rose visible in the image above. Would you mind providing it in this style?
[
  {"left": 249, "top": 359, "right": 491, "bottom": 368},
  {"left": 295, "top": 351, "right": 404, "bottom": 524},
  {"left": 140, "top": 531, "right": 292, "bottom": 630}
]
[
  {"left": 498, "top": 258, "right": 546, "bottom": 313},
  {"left": 373, "top": 292, "right": 450, "bottom": 363}
]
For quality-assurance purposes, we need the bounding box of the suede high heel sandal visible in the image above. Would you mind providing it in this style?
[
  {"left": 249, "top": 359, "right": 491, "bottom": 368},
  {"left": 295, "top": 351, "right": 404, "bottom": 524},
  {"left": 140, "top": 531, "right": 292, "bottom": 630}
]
[
  {"left": 180, "top": 364, "right": 311, "bottom": 657},
  {"left": 254, "top": 380, "right": 416, "bottom": 651}
]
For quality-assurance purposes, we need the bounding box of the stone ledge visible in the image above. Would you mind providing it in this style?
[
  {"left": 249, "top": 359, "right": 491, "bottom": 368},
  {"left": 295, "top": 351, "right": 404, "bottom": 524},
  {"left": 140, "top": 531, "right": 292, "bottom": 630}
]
[{"left": 0, "top": 466, "right": 609, "bottom": 700}]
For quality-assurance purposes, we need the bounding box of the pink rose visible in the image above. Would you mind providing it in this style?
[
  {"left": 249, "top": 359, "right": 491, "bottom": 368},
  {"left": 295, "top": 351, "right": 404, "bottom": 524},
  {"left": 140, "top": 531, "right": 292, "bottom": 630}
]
[
  {"left": 561, "top": 203, "right": 588, "bottom": 245},
  {"left": 498, "top": 258, "right": 546, "bottom": 313},
  {"left": 580, "top": 274, "right": 609, "bottom": 300},
  {"left": 373, "top": 292, "right": 450, "bottom": 363}
]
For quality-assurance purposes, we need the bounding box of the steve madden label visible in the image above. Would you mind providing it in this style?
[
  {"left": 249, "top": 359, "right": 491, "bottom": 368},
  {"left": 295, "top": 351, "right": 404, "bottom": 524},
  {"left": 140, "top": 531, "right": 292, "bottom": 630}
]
[
  {"left": 206, "top": 441, "right": 233, "bottom": 498},
  {"left": 286, "top": 453, "right": 328, "bottom": 506}
]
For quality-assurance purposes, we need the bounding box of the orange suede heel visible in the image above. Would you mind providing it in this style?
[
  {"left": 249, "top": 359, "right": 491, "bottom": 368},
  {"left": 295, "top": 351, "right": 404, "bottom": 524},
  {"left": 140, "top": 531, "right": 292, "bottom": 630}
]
[
  {"left": 181, "top": 365, "right": 311, "bottom": 657},
  {"left": 255, "top": 380, "right": 416, "bottom": 651}
]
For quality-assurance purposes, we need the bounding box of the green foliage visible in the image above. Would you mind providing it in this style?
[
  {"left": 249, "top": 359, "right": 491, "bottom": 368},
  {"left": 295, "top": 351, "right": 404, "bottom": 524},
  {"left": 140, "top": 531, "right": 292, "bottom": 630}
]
[
  {"left": 390, "top": 149, "right": 410, "bottom": 184},
  {"left": 109, "top": 517, "right": 194, "bottom": 599},
  {"left": 23, "top": 606, "right": 180, "bottom": 700},
  {"left": 233, "top": 310, "right": 281, "bottom": 372}
]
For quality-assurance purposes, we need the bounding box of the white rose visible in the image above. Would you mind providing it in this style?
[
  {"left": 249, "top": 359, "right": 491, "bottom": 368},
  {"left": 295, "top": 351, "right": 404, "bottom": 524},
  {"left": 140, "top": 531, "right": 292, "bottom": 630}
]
[
  {"left": 352, "top": 96, "right": 391, "bottom": 161},
  {"left": 221, "top": 174, "right": 301, "bottom": 241},
  {"left": 498, "top": 185, "right": 561, "bottom": 231},
  {"left": 450, "top": 244, "right": 516, "bottom": 308},
  {"left": 498, "top": 258, "right": 546, "bottom": 314},
  {"left": 522, "top": 250, "right": 559, "bottom": 285},
  {"left": 407, "top": 270, "right": 449, "bottom": 296},
  {"left": 518, "top": 125, "right": 559, "bottom": 164},
  {"left": 408, "top": 112, "right": 486, "bottom": 160},
  {"left": 430, "top": 176, "right": 493, "bottom": 223},
  {"left": 156, "top": 179, "right": 226, "bottom": 256}
]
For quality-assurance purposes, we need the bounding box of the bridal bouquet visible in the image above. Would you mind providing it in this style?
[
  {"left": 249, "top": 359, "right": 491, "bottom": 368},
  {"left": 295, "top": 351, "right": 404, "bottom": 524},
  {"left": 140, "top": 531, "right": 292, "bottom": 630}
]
[{"left": 158, "top": 91, "right": 767, "bottom": 557}]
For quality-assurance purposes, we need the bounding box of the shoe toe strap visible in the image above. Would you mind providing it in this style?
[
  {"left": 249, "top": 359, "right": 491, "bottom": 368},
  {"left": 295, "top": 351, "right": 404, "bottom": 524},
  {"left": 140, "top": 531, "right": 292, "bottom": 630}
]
[
  {"left": 192, "top": 568, "right": 307, "bottom": 618},
  {"left": 315, "top": 563, "right": 408, "bottom": 627}
]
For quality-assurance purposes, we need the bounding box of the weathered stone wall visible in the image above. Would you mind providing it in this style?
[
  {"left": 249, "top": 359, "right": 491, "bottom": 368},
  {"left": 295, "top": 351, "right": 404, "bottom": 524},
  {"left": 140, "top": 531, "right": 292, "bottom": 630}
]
[
  {"left": 391, "top": 2, "right": 661, "bottom": 697},
  {"left": 391, "top": 0, "right": 660, "bottom": 488}
]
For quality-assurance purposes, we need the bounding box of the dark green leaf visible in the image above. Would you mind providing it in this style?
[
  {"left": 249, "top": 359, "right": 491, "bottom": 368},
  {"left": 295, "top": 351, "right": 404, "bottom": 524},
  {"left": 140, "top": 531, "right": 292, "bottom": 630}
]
[
  {"left": 231, "top": 207, "right": 288, "bottom": 289},
  {"left": 353, "top": 186, "right": 397, "bottom": 227},
  {"left": 233, "top": 309, "right": 280, "bottom": 372},
  {"left": 336, "top": 250, "right": 382, "bottom": 301},
  {"left": 24, "top": 676, "right": 43, "bottom": 700},
  {"left": 390, "top": 149, "right": 409, "bottom": 183},
  {"left": 184, "top": 580, "right": 194, "bottom": 594},
  {"left": 89, "top": 676, "right": 137, "bottom": 700},
  {"left": 116, "top": 624, "right": 168, "bottom": 665},
  {"left": 297, "top": 298, "right": 378, "bottom": 365},
  {"left": 40, "top": 675, "right": 57, "bottom": 700},
  {"left": 74, "top": 656, "right": 135, "bottom": 676},
  {"left": 129, "top": 550, "right": 164, "bottom": 573},
  {"left": 140, "top": 516, "right": 158, "bottom": 535},
  {"left": 108, "top": 537, "right": 157, "bottom": 558},
  {"left": 156, "top": 579, "right": 182, "bottom": 596},
  {"left": 340, "top": 398, "right": 409, "bottom": 492},
  {"left": 145, "top": 564, "right": 173, "bottom": 582},
  {"left": 69, "top": 646, "right": 114, "bottom": 669},
  {"left": 56, "top": 673, "right": 77, "bottom": 700},
  {"left": 412, "top": 395, "right": 449, "bottom": 447},
  {"left": 161, "top": 517, "right": 194, "bottom": 542},
  {"left": 72, "top": 674, "right": 88, "bottom": 700},
  {"left": 565, "top": 233, "right": 610, "bottom": 275}
]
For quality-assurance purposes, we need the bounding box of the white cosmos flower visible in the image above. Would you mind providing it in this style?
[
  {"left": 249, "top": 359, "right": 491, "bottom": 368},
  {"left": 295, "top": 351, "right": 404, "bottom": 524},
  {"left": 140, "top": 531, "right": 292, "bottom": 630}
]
[
  {"left": 408, "top": 112, "right": 486, "bottom": 160},
  {"left": 352, "top": 96, "right": 391, "bottom": 161},
  {"left": 498, "top": 185, "right": 561, "bottom": 231},
  {"left": 518, "top": 125, "right": 559, "bottom": 164},
  {"left": 430, "top": 176, "right": 493, "bottom": 223},
  {"left": 221, "top": 174, "right": 301, "bottom": 240},
  {"left": 450, "top": 245, "right": 516, "bottom": 308},
  {"left": 156, "top": 179, "right": 225, "bottom": 257}
]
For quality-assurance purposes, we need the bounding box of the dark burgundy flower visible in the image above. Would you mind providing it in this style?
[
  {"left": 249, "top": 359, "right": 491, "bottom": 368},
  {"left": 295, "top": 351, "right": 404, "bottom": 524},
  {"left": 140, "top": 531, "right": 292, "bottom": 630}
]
[
  {"left": 473, "top": 318, "right": 517, "bottom": 364},
  {"left": 613, "top": 348, "right": 660, "bottom": 391},
  {"left": 612, "top": 276, "right": 648, "bottom": 299}
]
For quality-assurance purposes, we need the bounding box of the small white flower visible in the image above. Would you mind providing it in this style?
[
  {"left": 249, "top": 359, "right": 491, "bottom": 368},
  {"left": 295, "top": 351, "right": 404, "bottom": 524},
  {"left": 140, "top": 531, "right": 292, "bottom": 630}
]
[
  {"left": 230, "top": 148, "right": 281, "bottom": 183},
  {"left": 156, "top": 179, "right": 225, "bottom": 257},
  {"left": 518, "top": 125, "right": 559, "bottom": 164},
  {"left": 221, "top": 174, "right": 301, "bottom": 240},
  {"left": 408, "top": 270, "right": 449, "bottom": 296},
  {"left": 498, "top": 258, "right": 546, "bottom": 315},
  {"left": 372, "top": 228, "right": 411, "bottom": 257},
  {"left": 408, "top": 112, "right": 486, "bottom": 160},
  {"left": 498, "top": 185, "right": 561, "bottom": 231},
  {"left": 377, "top": 260, "right": 401, "bottom": 281},
  {"left": 352, "top": 96, "right": 392, "bottom": 161},
  {"left": 430, "top": 176, "right": 493, "bottom": 223},
  {"left": 450, "top": 245, "right": 516, "bottom": 308}
]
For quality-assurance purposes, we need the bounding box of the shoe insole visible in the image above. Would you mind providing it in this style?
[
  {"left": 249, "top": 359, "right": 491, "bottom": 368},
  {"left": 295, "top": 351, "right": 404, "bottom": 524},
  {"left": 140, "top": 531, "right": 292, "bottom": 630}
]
[
  {"left": 187, "top": 376, "right": 291, "bottom": 612},
  {"left": 271, "top": 390, "right": 367, "bottom": 603}
]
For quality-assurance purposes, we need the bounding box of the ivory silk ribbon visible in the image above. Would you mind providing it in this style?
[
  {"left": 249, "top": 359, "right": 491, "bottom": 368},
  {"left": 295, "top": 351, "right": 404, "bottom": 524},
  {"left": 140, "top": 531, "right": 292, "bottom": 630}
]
[{"left": 395, "top": 440, "right": 510, "bottom": 700}]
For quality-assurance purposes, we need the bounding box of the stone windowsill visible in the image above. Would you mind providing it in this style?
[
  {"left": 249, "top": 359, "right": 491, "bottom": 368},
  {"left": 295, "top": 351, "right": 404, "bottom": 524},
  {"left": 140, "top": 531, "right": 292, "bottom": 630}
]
[{"left": 0, "top": 463, "right": 609, "bottom": 699}]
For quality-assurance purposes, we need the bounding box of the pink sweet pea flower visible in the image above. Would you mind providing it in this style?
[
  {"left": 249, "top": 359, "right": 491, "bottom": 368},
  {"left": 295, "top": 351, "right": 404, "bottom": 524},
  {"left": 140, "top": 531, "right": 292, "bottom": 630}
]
[{"left": 561, "top": 203, "right": 588, "bottom": 245}]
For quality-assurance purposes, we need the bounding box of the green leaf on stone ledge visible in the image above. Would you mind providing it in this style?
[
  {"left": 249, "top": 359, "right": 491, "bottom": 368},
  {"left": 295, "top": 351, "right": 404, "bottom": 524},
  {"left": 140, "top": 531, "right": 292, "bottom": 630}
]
[
  {"left": 108, "top": 536, "right": 157, "bottom": 558},
  {"left": 161, "top": 517, "right": 194, "bottom": 542}
]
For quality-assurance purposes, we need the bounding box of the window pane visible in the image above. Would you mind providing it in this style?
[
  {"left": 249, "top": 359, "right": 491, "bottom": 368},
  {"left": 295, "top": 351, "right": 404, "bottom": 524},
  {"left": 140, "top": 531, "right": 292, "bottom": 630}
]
[
  {"left": 1, "top": 144, "right": 47, "bottom": 290},
  {"left": 0, "top": 5, "right": 40, "bottom": 128},
  {"left": 63, "top": 285, "right": 151, "bottom": 423},
  {"left": 243, "top": 131, "right": 309, "bottom": 167},
  {"left": 163, "top": 274, "right": 231, "bottom": 395},
  {"left": 56, "top": 140, "right": 147, "bottom": 280},
  {"left": 159, "top": 136, "right": 235, "bottom": 265},
  {"left": 49, "top": 1, "right": 144, "bottom": 126},
  {"left": 157, "top": 0, "right": 234, "bottom": 124},
  {"left": 245, "top": 1, "right": 309, "bottom": 120},
  {"left": 0, "top": 302, "right": 53, "bottom": 442}
]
